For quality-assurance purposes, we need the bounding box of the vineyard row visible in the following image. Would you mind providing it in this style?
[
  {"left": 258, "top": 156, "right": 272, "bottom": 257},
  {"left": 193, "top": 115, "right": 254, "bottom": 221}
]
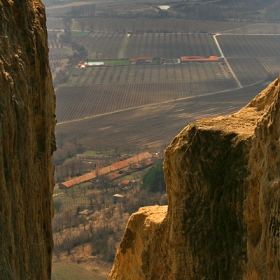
[{"left": 56, "top": 80, "right": 238, "bottom": 123}]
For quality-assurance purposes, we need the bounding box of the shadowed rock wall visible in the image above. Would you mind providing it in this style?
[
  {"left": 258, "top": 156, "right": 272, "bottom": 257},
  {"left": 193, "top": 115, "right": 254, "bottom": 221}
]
[
  {"left": 109, "top": 78, "right": 280, "bottom": 279},
  {"left": 0, "top": 0, "right": 55, "bottom": 279}
]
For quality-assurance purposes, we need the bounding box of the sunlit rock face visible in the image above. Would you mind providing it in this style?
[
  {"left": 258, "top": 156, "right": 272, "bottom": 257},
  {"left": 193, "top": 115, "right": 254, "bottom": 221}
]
[
  {"left": 0, "top": 0, "right": 55, "bottom": 279},
  {"left": 109, "top": 78, "right": 280, "bottom": 280}
]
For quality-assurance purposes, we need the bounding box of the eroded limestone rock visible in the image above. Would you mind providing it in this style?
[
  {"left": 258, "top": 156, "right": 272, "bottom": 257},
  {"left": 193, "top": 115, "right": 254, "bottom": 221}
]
[
  {"left": 0, "top": 1, "right": 55, "bottom": 279},
  {"left": 109, "top": 78, "right": 280, "bottom": 279}
]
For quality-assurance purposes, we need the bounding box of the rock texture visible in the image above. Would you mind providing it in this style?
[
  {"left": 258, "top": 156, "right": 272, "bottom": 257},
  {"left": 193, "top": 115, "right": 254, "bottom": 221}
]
[
  {"left": 0, "top": 1, "right": 55, "bottom": 279},
  {"left": 109, "top": 78, "right": 280, "bottom": 280}
]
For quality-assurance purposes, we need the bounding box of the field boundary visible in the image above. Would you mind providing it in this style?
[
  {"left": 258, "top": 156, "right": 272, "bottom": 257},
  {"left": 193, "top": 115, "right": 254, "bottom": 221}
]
[{"left": 214, "top": 34, "right": 242, "bottom": 88}]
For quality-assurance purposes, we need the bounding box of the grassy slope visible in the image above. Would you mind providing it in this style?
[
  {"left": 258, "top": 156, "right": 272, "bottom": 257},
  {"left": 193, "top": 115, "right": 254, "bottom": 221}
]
[{"left": 52, "top": 263, "right": 106, "bottom": 280}]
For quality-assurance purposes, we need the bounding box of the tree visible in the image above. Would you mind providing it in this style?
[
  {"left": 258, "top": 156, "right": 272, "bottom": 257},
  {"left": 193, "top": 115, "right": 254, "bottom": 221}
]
[
  {"left": 142, "top": 163, "right": 166, "bottom": 193},
  {"left": 53, "top": 236, "right": 62, "bottom": 260},
  {"left": 78, "top": 215, "right": 88, "bottom": 231},
  {"left": 53, "top": 199, "right": 62, "bottom": 213}
]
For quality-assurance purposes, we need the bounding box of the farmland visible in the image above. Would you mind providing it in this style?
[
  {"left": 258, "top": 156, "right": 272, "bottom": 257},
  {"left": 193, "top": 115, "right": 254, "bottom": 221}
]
[
  {"left": 217, "top": 35, "right": 280, "bottom": 85},
  {"left": 55, "top": 30, "right": 280, "bottom": 149},
  {"left": 69, "top": 18, "right": 248, "bottom": 34},
  {"left": 217, "top": 35, "right": 280, "bottom": 58},
  {"left": 56, "top": 83, "right": 267, "bottom": 151},
  {"left": 72, "top": 32, "right": 220, "bottom": 59},
  {"left": 49, "top": 48, "right": 72, "bottom": 74},
  {"left": 69, "top": 62, "right": 230, "bottom": 85},
  {"left": 56, "top": 79, "right": 236, "bottom": 122},
  {"left": 55, "top": 33, "right": 280, "bottom": 122},
  {"left": 55, "top": 32, "right": 235, "bottom": 122},
  {"left": 125, "top": 33, "right": 219, "bottom": 59},
  {"left": 72, "top": 33, "right": 125, "bottom": 59},
  {"left": 226, "top": 58, "right": 268, "bottom": 86}
]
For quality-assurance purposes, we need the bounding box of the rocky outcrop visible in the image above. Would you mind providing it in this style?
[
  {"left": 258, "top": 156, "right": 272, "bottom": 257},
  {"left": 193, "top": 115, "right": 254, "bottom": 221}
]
[
  {"left": 0, "top": 1, "right": 55, "bottom": 279},
  {"left": 109, "top": 78, "right": 280, "bottom": 280}
]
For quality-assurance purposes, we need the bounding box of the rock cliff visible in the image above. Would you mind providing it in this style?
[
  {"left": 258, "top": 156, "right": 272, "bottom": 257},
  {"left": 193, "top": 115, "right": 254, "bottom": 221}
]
[
  {"left": 109, "top": 78, "right": 280, "bottom": 280},
  {"left": 0, "top": 1, "right": 55, "bottom": 279}
]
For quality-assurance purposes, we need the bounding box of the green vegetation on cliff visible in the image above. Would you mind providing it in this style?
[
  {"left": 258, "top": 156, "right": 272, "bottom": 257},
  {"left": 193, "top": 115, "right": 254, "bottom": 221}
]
[{"left": 142, "top": 163, "right": 166, "bottom": 193}]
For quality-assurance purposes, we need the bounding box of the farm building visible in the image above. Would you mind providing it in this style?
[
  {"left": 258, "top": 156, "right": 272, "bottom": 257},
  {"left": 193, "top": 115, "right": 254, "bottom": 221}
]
[
  {"left": 180, "top": 56, "right": 219, "bottom": 62},
  {"left": 130, "top": 56, "right": 154, "bottom": 64},
  {"left": 59, "top": 152, "right": 153, "bottom": 189},
  {"left": 130, "top": 58, "right": 138, "bottom": 65},
  {"left": 138, "top": 56, "right": 153, "bottom": 64}
]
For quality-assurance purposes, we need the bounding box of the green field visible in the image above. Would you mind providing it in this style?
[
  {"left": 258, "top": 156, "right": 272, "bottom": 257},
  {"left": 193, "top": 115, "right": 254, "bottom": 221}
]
[
  {"left": 52, "top": 263, "right": 106, "bottom": 280},
  {"left": 71, "top": 30, "right": 90, "bottom": 37}
]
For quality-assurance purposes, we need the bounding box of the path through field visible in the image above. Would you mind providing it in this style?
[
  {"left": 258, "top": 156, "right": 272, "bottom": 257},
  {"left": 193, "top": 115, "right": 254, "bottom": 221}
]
[
  {"left": 118, "top": 36, "right": 129, "bottom": 59},
  {"left": 213, "top": 34, "right": 242, "bottom": 88}
]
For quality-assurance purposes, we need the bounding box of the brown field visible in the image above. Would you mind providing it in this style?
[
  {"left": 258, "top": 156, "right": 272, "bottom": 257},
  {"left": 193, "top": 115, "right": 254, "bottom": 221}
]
[
  {"left": 56, "top": 79, "right": 237, "bottom": 122},
  {"left": 56, "top": 83, "right": 268, "bottom": 152},
  {"left": 125, "top": 33, "right": 219, "bottom": 59},
  {"left": 220, "top": 23, "right": 280, "bottom": 35},
  {"left": 48, "top": 47, "right": 72, "bottom": 79},
  {"left": 258, "top": 57, "right": 280, "bottom": 74},
  {"left": 217, "top": 35, "right": 280, "bottom": 58},
  {"left": 69, "top": 62, "right": 231, "bottom": 85},
  {"left": 71, "top": 18, "right": 247, "bottom": 34},
  {"left": 226, "top": 58, "right": 268, "bottom": 86},
  {"left": 72, "top": 32, "right": 220, "bottom": 60},
  {"left": 217, "top": 35, "right": 280, "bottom": 85},
  {"left": 56, "top": 33, "right": 280, "bottom": 123},
  {"left": 52, "top": 27, "right": 280, "bottom": 149},
  {"left": 72, "top": 33, "right": 126, "bottom": 59}
]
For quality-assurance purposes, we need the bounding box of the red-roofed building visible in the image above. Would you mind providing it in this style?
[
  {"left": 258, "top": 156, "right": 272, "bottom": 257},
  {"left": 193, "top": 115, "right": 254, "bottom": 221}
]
[
  {"left": 107, "top": 172, "right": 122, "bottom": 180},
  {"left": 130, "top": 56, "right": 154, "bottom": 64},
  {"left": 59, "top": 152, "right": 153, "bottom": 189},
  {"left": 130, "top": 58, "right": 138, "bottom": 65},
  {"left": 121, "top": 180, "right": 130, "bottom": 186},
  {"left": 181, "top": 56, "right": 218, "bottom": 62},
  {"left": 137, "top": 56, "right": 153, "bottom": 64}
]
